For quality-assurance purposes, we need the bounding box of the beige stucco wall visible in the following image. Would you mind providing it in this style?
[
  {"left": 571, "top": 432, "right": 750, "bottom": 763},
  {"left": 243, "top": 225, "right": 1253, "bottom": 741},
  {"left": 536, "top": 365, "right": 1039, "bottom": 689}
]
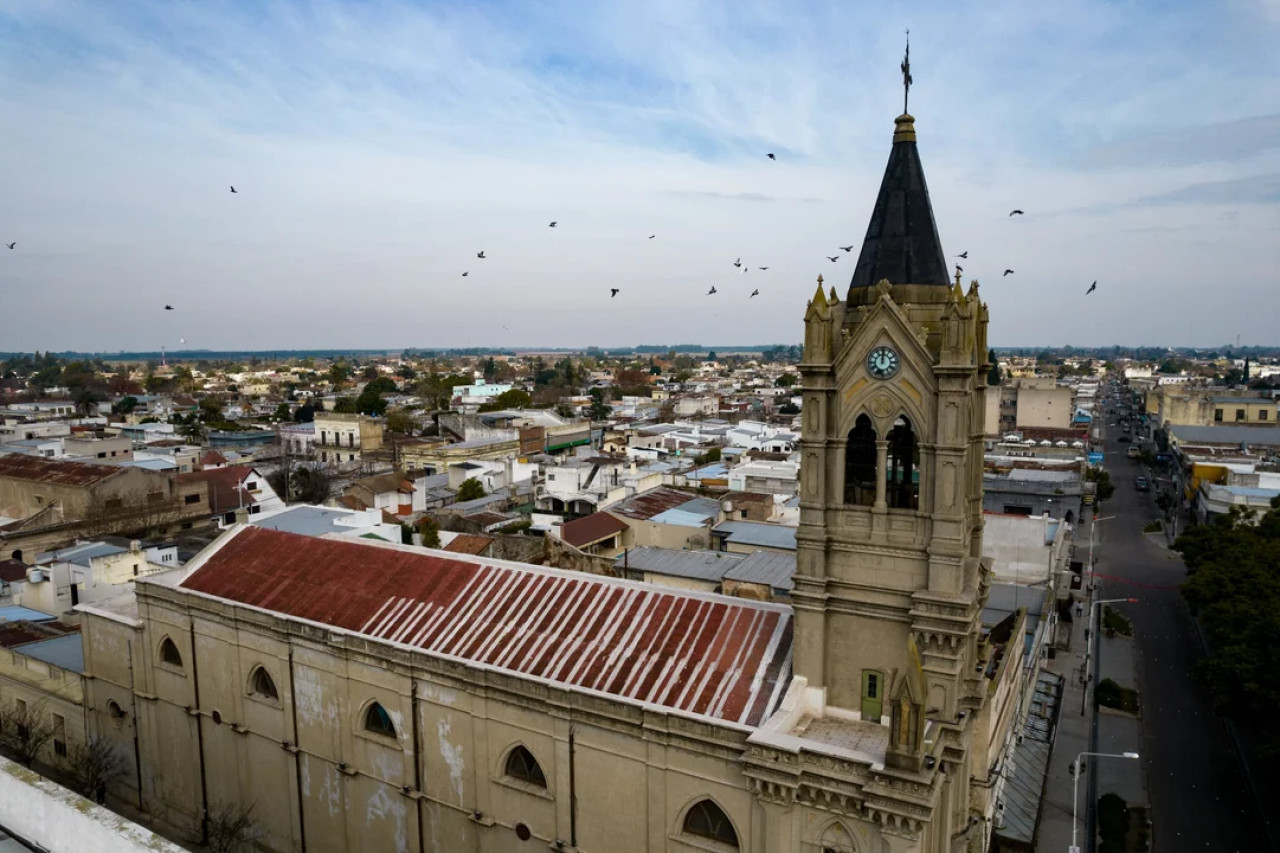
[{"left": 1013, "top": 387, "right": 1073, "bottom": 430}]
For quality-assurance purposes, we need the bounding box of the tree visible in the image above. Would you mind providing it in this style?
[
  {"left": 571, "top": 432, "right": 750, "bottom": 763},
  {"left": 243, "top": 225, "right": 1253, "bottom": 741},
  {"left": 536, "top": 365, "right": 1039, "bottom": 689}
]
[
  {"left": 478, "top": 388, "right": 532, "bottom": 412},
  {"left": 456, "top": 478, "right": 486, "bottom": 502},
  {"left": 328, "top": 362, "right": 351, "bottom": 386},
  {"left": 986, "top": 349, "right": 1001, "bottom": 386},
  {"left": 588, "top": 388, "right": 612, "bottom": 421},
  {"left": 273, "top": 402, "right": 292, "bottom": 422},
  {"left": 205, "top": 800, "right": 266, "bottom": 853},
  {"left": 68, "top": 736, "right": 127, "bottom": 802},
  {"left": 778, "top": 402, "right": 800, "bottom": 415},
  {"left": 295, "top": 402, "right": 316, "bottom": 423},
  {"left": 267, "top": 466, "right": 332, "bottom": 504},
  {"left": 1176, "top": 498, "right": 1280, "bottom": 735},
  {"left": 775, "top": 373, "right": 798, "bottom": 388},
  {"left": 1084, "top": 466, "right": 1115, "bottom": 502},
  {"left": 73, "top": 388, "right": 104, "bottom": 418},
  {"left": 332, "top": 397, "right": 358, "bottom": 414},
  {"left": 417, "top": 516, "right": 441, "bottom": 548},
  {"left": 180, "top": 420, "right": 208, "bottom": 444},
  {"left": 554, "top": 402, "right": 575, "bottom": 419},
  {"left": 113, "top": 396, "right": 139, "bottom": 416},
  {"left": 385, "top": 408, "right": 415, "bottom": 434},
  {"left": 0, "top": 699, "right": 55, "bottom": 766}
]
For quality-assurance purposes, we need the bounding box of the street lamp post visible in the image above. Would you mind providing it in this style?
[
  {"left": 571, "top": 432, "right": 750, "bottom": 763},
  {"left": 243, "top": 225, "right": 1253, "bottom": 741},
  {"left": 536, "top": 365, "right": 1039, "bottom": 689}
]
[
  {"left": 1072, "top": 751, "right": 1139, "bottom": 852},
  {"left": 1081, "top": 596, "right": 1138, "bottom": 715}
]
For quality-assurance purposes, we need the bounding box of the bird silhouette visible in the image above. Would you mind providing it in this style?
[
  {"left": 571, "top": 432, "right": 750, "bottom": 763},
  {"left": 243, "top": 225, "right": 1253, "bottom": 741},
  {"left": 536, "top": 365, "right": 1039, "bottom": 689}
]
[
  {"left": 462, "top": 272, "right": 469, "bottom": 277},
  {"left": 4, "top": 242, "right": 14, "bottom": 250},
  {"left": 956, "top": 251, "right": 968, "bottom": 258},
  {"left": 955, "top": 264, "right": 964, "bottom": 274},
  {"left": 1003, "top": 269, "right": 1015, "bottom": 276},
  {"left": 230, "top": 186, "right": 237, "bottom": 193},
  {"left": 1086, "top": 281, "right": 1097, "bottom": 295},
  {"left": 610, "top": 288, "right": 620, "bottom": 298},
  {"left": 707, "top": 286, "right": 717, "bottom": 295},
  {"left": 767, "top": 153, "right": 776, "bottom": 161},
  {"left": 750, "top": 289, "right": 760, "bottom": 298},
  {"left": 1009, "top": 209, "right": 1023, "bottom": 216},
  {"left": 839, "top": 245, "right": 854, "bottom": 252},
  {"left": 548, "top": 221, "right": 557, "bottom": 228},
  {"left": 827, "top": 256, "right": 839, "bottom": 262},
  {"left": 733, "top": 258, "right": 742, "bottom": 268},
  {"left": 649, "top": 234, "right": 655, "bottom": 239},
  {"left": 476, "top": 251, "right": 486, "bottom": 259},
  {"left": 757, "top": 266, "right": 768, "bottom": 270},
  {"left": 164, "top": 305, "right": 174, "bottom": 311}
]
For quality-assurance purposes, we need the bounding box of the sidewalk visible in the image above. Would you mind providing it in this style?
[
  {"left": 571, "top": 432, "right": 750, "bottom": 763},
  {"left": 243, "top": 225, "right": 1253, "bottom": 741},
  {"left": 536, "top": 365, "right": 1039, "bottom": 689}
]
[{"left": 1035, "top": 525, "right": 1148, "bottom": 852}]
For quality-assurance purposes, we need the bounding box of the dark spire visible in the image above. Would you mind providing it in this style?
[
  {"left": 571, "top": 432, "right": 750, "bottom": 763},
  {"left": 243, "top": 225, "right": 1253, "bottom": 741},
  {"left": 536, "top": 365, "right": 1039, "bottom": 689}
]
[{"left": 848, "top": 112, "right": 950, "bottom": 291}]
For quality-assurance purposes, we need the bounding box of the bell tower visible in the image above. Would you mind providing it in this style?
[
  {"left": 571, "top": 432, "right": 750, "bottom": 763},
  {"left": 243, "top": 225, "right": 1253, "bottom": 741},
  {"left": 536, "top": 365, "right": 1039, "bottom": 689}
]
[{"left": 795, "top": 108, "right": 992, "bottom": 726}]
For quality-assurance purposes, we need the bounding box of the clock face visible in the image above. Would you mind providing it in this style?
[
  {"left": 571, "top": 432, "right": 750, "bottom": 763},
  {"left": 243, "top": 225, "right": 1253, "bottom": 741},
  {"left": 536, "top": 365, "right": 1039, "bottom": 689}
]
[{"left": 867, "top": 345, "right": 900, "bottom": 380}]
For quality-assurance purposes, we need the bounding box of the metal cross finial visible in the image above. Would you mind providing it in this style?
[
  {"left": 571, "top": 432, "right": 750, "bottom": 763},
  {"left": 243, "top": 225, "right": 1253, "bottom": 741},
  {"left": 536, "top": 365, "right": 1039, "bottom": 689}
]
[{"left": 901, "top": 29, "right": 913, "bottom": 114}]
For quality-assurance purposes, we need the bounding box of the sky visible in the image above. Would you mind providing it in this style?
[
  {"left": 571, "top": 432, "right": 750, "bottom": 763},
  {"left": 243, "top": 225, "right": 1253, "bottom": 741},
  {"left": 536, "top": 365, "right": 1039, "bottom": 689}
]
[{"left": 2, "top": 0, "right": 1279, "bottom": 353}]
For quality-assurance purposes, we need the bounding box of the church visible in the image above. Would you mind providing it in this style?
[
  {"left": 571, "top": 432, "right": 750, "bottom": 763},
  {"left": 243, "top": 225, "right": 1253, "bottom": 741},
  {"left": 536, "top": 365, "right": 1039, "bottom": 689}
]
[{"left": 77, "top": 99, "right": 1021, "bottom": 853}]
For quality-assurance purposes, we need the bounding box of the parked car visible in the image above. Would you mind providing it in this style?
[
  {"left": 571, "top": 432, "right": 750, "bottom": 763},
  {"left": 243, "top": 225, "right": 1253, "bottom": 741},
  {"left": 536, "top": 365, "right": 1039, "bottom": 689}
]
[
  {"left": 1135, "top": 476, "right": 1150, "bottom": 491},
  {"left": 1127, "top": 446, "right": 1140, "bottom": 459},
  {"left": 1118, "top": 434, "right": 1130, "bottom": 443}
]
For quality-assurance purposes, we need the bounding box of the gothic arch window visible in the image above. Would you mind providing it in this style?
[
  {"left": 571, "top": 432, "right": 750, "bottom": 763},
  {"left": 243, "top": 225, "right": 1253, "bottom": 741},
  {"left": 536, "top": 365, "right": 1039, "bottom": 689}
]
[
  {"left": 159, "top": 637, "right": 183, "bottom": 669},
  {"left": 504, "top": 744, "right": 547, "bottom": 788},
  {"left": 819, "top": 819, "right": 857, "bottom": 852},
  {"left": 845, "top": 415, "right": 877, "bottom": 507},
  {"left": 248, "top": 666, "right": 279, "bottom": 701},
  {"left": 362, "top": 701, "right": 397, "bottom": 738},
  {"left": 682, "top": 798, "right": 739, "bottom": 847},
  {"left": 887, "top": 415, "right": 919, "bottom": 510}
]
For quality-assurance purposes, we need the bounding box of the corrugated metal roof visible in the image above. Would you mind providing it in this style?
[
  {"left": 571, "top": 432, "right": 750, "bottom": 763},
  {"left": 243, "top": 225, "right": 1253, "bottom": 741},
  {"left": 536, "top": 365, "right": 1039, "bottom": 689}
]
[
  {"left": 723, "top": 551, "right": 796, "bottom": 591},
  {"left": 250, "top": 506, "right": 366, "bottom": 537},
  {"left": 712, "top": 521, "right": 797, "bottom": 551},
  {"left": 443, "top": 534, "right": 494, "bottom": 555},
  {"left": 179, "top": 526, "right": 792, "bottom": 727},
  {"left": 39, "top": 541, "right": 128, "bottom": 567},
  {"left": 614, "top": 546, "right": 743, "bottom": 582},
  {"left": 0, "top": 606, "right": 56, "bottom": 624},
  {"left": 609, "top": 487, "right": 703, "bottom": 521},
  {"left": 0, "top": 455, "right": 123, "bottom": 486},
  {"left": 15, "top": 633, "right": 85, "bottom": 673}
]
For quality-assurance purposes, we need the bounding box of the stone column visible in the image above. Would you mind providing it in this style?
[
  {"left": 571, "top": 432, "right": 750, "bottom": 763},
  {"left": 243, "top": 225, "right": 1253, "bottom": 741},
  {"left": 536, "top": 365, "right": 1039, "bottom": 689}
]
[{"left": 875, "top": 439, "right": 890, "bottom": 508}]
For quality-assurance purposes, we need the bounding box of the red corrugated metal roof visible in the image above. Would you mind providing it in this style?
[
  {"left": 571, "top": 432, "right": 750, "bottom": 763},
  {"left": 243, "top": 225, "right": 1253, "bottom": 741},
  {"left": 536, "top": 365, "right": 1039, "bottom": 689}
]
[
  {"left": 608, "top": 487, "right": 697, "bottom": 521},
  {"left": 180, "top": 526, "right": 792, "bottom": 727},
  {"left": 560, "top": 512, "right": 629, "bottom": 548},
  {"left": 0, "top": 455, "right": 123, "bottom": 486}
]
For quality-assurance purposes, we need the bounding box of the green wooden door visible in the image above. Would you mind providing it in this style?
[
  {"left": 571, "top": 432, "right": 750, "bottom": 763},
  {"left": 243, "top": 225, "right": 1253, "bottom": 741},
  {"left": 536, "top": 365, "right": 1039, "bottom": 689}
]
[{"left": 861, "top": 670, "right": 883, "bottom": 721}]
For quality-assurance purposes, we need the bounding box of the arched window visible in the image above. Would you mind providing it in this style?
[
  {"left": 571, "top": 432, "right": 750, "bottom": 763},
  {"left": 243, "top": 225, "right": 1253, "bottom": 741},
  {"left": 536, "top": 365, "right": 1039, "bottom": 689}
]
[
  {"left": 845, "top": 415, "right": 877, "bottom": 506},
  {"left": 887, "top": 416, "right": 919, "bottom": 510},
  {"left": 249, "top": 666, "right": 278, "bottom": 701},
  {"left": 683, "top": 799, "right": 739, "bottom": 847},
  {"left": 363, "top": 702, "right": 396, "bottom": 738},
  {"left": 504, "top": 745, "right": 547, "bottom": 788},
  {"left": 159, "top": 638, "right": 183, "bottom": 668},
  {"left": 820, "top": 819, "right": 857, "bottom": 852}
]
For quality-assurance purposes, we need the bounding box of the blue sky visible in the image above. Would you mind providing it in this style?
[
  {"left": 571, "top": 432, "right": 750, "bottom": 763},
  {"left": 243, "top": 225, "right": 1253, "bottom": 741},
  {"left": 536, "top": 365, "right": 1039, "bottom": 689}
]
[{"left": 2, "top": 0, "right": 1279, "bottom": 351}]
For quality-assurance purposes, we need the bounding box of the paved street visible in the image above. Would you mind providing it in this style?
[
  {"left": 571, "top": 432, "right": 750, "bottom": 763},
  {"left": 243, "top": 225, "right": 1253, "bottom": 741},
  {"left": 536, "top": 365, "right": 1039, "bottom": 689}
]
[{"left": 1086, "top": 420, "right": 1272, "bottom": 851}]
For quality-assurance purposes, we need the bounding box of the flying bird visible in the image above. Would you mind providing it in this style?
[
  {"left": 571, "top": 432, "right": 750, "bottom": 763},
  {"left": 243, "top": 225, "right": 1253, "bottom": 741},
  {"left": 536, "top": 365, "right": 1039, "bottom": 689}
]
[
  {"left": 733, "top": 258, "right": 742, "bottom": 268},
  {"left": 956, "top": 251, "right": 968, "bottom": 258},
  {"left": 4, "top": 242, "right": 13, "bottom": 250},
  {"left": 839, "top": 245, "right": 854, "bottom": 252},
  {"left": 757, "top": 266, "right": 768, "bottom": 270},
  {"left": 767, "top": 153, "right": 776, "bottom": 160},
  {"left": 707, "top": 286, "right": 717, "bottom": 295},
  {"left": 164, "top": 305, "right": 174, "bottom": 311},
  {"left": 1009, "top": 209, "right": 1023, "bottom": 216},
  {"left": 1003, "top": 269, "right": 1014, "bottom": 276},
  {"left": 750, "top": 289, "right": 760, "bottom": 298},
  {"left": 476, "top": 251, "right": 486, "bottom": 259},
  {"left": 548, "top": 221, "right": 557, "bottom": 228},
  {"left": 230, "top": 186, "right": 237, "bottom": 193},
  {"left": 610, "top": 288, "right": 620, "bottom": 298},
  {"left": 462, "top": 272, "right": 469, "bottom": 277},
  {"left": 955, "top": 264, "right": 964, "bottom": 273},
  {"left": 649, "top": 234, "right": 655, "bottom": 239},
  {"left": 1086, "top": 281, "right": 1097, "bottom": 295},
  {"left": 827, "top": 256, "right": 839, "bottom": 262}
]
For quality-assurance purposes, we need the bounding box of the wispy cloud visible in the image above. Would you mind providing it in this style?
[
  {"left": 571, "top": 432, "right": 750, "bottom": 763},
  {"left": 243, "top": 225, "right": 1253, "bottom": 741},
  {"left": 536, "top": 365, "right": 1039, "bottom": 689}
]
[{"left": 2, "top": 0, "right": 1280, "bottom": 350}]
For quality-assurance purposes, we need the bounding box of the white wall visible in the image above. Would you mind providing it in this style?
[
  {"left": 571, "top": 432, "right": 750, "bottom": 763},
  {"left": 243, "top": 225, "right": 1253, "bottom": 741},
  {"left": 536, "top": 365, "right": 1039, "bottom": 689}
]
[{"left": 0, "top": 754, "right": 187, "bottom": 853}]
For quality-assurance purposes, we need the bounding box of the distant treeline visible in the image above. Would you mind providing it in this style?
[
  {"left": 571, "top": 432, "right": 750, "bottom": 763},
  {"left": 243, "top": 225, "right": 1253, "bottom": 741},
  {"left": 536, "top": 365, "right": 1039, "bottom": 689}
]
[{"left": 993, "top": 345, "right": 1280, "bottom": 360}]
